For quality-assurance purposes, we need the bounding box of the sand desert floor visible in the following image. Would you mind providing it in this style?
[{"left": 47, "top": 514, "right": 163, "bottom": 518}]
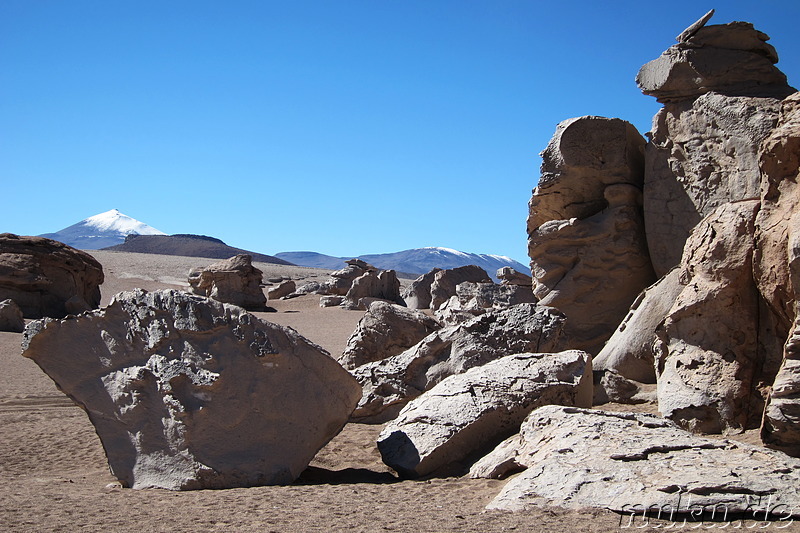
[{"left": 1, "top": 251, "right": 795, "bottom": 532}]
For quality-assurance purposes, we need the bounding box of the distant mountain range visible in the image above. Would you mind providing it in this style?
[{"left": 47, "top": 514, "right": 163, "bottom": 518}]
[
  {"left": 275, "top": 248, "right": 530, "bottom": 281},
  {"left": 39, "top": 210, "right": 531, "bottom": 279},
  {"left": 40, "top": 208, "right": 166, "bottom": 249}
]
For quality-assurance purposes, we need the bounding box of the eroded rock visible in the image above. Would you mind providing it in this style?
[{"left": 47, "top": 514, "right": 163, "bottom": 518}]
[
  {"left": 429, "top": 266, "right": 492, "bottom": 311},
  {"left": 0, "top": 299, "right": 24, "bottom": 332},
  {"left": 188, "top": 254, "right": 266, "bottom": 311},
  {"left": 0, "top": 233, "right": 104, "bottom": 319},
  {"left": 377, "top": 351, "right": 591, "bottom": 478},
  {"left": 21, "top": 289, "right": 362, "bottom": 490}
]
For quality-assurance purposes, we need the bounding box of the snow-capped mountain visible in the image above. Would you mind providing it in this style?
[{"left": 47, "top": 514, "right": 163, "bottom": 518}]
[
  {"left": 275, "top": 247, "right": 530, "bottom": 281},
  {"left": 40, "top": 209, "right": 166, "bottom": 249}
]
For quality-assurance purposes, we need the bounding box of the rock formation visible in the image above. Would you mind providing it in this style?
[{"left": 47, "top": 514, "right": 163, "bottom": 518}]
[
  {"left": 472, "top": 406, "right": 800, "bottom": 516},
  {"left": 267, "top": 279, "right": 296, "bottom": 300},
  {"left": 495, "top": 267, "right": 532, "bottom": 287},
  {"left": 21, "top": 289, "right": 361, "bottom": 490},
  {"left": 350, "top": 303, "right": 565, "bottom": 423},
  {"left": 0, "top": 233, "right": 104, "bottom": 318},
  {"left": 434, "top": 281, "right": 536, "bottom": 324},
  {"left": 339, "top": 301, "right": 441, "bottom": 370},
  {"left": 188, "top": 254, "right": 267, "bottom": 311},
  {"left": 0, "top": 299, "right": 24, "bottom": 332},
  {"left": 402, "top": 268, "right": 441, "bottom": 310},
  {"left": 377, "top": 351, "right": 591, "bottom": 478},
  {"left": 340, "top": 269, "right": 404, "bottom": 310},
  {"left": 429, "top": 265, "right": 492, "bottom": 311},
  {"left": 638, "top": 15, "right": 795, "bottom": 275},
  {"left": 528, "top": 117, "right": 655, "bottom": 354}
]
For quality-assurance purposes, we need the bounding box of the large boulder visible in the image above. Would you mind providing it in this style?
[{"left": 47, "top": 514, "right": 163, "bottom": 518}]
[
  {"left": 0, "top": 233, "right": 104, "bottom": 318},
  {"left": 340, "top": 269, "right": 405, "bottom": 310},
  {"left": 655, "top": 201, "right": 761, "bottom": 434},
  {"left": 429, "top": 265, "right": 492, "bottom": 311},
  {"left": 338, "top": 301, "right": 441, "bottom": 370},
  {"left": 322, "top": 259, "right": 371, "bottom": 296},
  {"left": 377, "top": 351, "right": 591, "bottom": 478},
  {"left": 21, "top": 288, "right": 362, "bottom": 490},
  {"left": 471, "top": 405, "right": 800, "bottom": 517},
  {"left": 402, "top": 268, "right": 441, "bottom": 310},
  {"left": 188, "top": 254, "right": 267, "bottom": 311},
  {"left": 638, "top": 14, "right": 795, "bottom": 275},
  {"left": 350, "top": 303, "right": 566, "bottom": 423},
  {"left": 267, "top": 280, "right": 296, "bottom": 300},
  {"left": 592, "top": 268, "right": 682, "bottom": 384},
  {"left": 0, "top": 299, "right": 24, "bottom": 332}
]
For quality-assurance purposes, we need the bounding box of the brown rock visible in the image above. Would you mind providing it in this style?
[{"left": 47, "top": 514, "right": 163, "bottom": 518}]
[
  {"left": 267, "top": 280, "right": 296, "bottom": 300},
  {"left": 429, "top": 265, "right": 492, "bottom": 311},
  {"left": 401, "top": 268, "right": 441, "bottom": 310},
  {"left": 340, "top": 269, "right": 404, "bottom": 310},
  {"left": 0, "top": 299, "right": 24, "bottom": 332},
  {"left": 188, "top": 254, "right": 267, "bottom": 311},
  {"left": 0, "top": 233, "right": 104, "bottom": 318}
]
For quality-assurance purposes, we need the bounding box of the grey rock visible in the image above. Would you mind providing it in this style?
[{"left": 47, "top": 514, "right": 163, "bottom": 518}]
[
  {"left": 340, "top": 269, "right": 404, "bottom": 310},
  {"left": 267, "top": 280, "right": 296, "bottom": 300},
  {"left": 0, "top": 299, "right": 24, "bottom": 332},
  {"left": 402, "top": 268, "right": 441, "bottom": 310},
  {"left": 429, "top": 265, "right": 492, "bottom": 311},
  {"left": 319, "top": 295, "right": 345, "bottom": 308},
  {"left": 496, "top": 267, "right": 532, "bottom": 287},
  {"left": 434, "top": 282, "right": 535, "bottom": 324},
  {"left": 593, "top": 268, "right": 682, "bottom": 384},
  {"left": 21, "top": 288, "right": 361, "bottom": 490},
  {"left": 339, "top": 300, "right": 441, "bottom": 370},
  {"left": 188, "top": 254, "right": 267, "bottom": 311},
  {"left": 472, "top": 405, "right": 800, "bottom": 516},
  {"left": 592, "top": 369, "right": 641, "bottom": 405},
  {"left": 350, "top": 303, "right": 566, "bottom": 423},
  {"left": 377, "top": 351, "right": 591, "bottom": 478}
]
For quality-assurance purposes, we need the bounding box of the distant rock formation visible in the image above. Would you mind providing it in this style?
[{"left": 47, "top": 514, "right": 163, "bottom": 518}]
[
  {"left": 188, "top": 254, "right": 267, "bottom": 311},
  {"left": 527, "top": 117, "right": 655, "bottom": 355},
  {"left": 0, "top": 233, "right": 104, "bottom": 318},
  {"left": 21, "top": 289, "right": 361, "bottom": 490},
  {"left": 0, "top": 299, "right": 24, "bottom": 332},
  {"left": 297, "top": 259, "right": 405, "bottom": 310}
]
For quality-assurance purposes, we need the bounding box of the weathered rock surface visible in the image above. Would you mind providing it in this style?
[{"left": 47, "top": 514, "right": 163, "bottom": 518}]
[
  {"left": 638, "top": 15, "right": 794, "bottom": 275},
  {"left": 21, "top": 288, "right": 361, "bottom": 490},
  {"left": 0, "top": 298, "right": 24, "bottom": 332},
  {"left": 429, "top": 266, "right": 491, "bottom": 311},
  {"left": 434, "top": 282, "right": 536, "bottom": 324},
  {"left": 655, "top": 201, "right": 761, "bottom": 434},
  {"left": 377, "top": 351, "right": 591, "bottom": 478},
  {"left": 0, "top": 233, "right": 104, "bottom": 319},
  {"left": 759, "top": 93, "right": 800, "bottom": 455},
  {"left": 322, "top": 259, "right": 371, "bottom": 296},
  {"left": 266, "top": 280, "right": 296, "bottom": 300},
  {"left": 350, "top": 303, "right": 566, "bottom": 423},
  {"left": 496, "top": 267, "right": 532, "bottom": 287},
  {"left": 637, "top": 17, "right": 791, "bottom": 103},
  {"left": 529, "top": 184, "right": 655, "bottom": 355},
  {"left": 401, "top": 268, "right": 440, "bottom": 310},
  {"left": 339, "top": 301, "right": 441, "bottom": 370},
  {"left": 188, "top": 254, "right": 267, "bottom": 311},
  {"left": 340, "top": 269, "right": 404, "bottom": 310},
  {"left": 592, "top": 369, "right": 642, "bottom": 405},
  {"left": 471, "top": 405, "right": 800, "bottom": 516},
  {"left": 593, "top": 268, "right": 682, "bottom": 384}
]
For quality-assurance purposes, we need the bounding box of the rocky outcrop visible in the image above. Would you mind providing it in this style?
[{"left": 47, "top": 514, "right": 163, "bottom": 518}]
[
  {"left": 21, "top": 289, "right": 361, "bottom": 490},
  {"left": 496, "top": 267, "right": 532, "bottom": 287},
  {"left": 638, "top": 14, "right": 795, "bottom": 275},
  {"left": 471, "top": 405, "right": 800, "bottom": 516},
  {"left": 429, "top": 265, "right": 492, "bottom": 311},
  {"left": 402, "top": 268, "right": 441, "bottom": 310},
  {"left": 267, "top": 280, "right": 296, "bottom": 300},
  {"left": 528, "top": 117, "right": 655, "bottom": 354},
  {"left": 654, "top": 201, "right": 761, "bottom": 434},
  {"left": 593, "top": 268, "right": 682, "bottom": 384},
  {"left": 758, "top": 93, "right": 800, "bottom": 455},
  {"left": 323, "top": 259, "right": 371, "bottom": 296},
  {"left": 434, "top": 282, "right": 536, "bottom": 324},
  {"left": 0, "top": 233, "right": 104, "bottom": 319},
  {"left": 339, "top": 301, "right": 441, "bottom": 370},
  {"left": 188, "top": 254, "right": 267, "bottom": 311},
  {"left": 377, "top": 351, "right": 591, "bottom": 478},
  {"left": 340, "top": 269, "right": 404, "bottom": 310},
  {"left": 0, "top": 299, "right": 24, "bottom": 332},
  {"left": 350, "top": 303, "right": 566, "bottom": 423}
]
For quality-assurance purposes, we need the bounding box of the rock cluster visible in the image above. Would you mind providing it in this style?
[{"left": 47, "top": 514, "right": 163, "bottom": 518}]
[
  {"left": 403, "top": 265, "right": 491, "bottom": 311},
  {"left": 188, "top": 254, "right": 267, "bottom": 311},
  {"left": 22, "top": 289, "right": 361, "bottom": 490},
  {"left": 0, "top": 233, "right": 104, "bottom": 318},
  {"left": 295, "top": 259, "right": 404, "bottom": 310}
]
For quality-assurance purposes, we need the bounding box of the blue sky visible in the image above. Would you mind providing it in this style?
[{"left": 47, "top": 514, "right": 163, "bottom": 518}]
[{"left": 2, "top": 1, "right": 799, "bottom": 264}]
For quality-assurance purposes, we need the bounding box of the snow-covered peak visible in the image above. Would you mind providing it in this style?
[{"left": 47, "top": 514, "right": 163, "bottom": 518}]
[{"left": 82, "top": 209, "right": 165, "bottom": 236}]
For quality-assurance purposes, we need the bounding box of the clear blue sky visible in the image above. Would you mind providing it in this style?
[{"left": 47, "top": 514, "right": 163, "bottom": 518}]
[{"left": 2, "top": 1, "right": 798, "bottom": 264}]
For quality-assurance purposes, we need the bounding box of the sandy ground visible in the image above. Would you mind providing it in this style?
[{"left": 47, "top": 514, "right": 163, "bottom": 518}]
[{"left": 1, "top": 251, "right": 793, "bottom": 532}]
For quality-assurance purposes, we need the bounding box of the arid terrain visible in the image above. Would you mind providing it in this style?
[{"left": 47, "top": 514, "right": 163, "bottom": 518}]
[{"left": 0, "top": 250, "right": 654, "bottom": 533}]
